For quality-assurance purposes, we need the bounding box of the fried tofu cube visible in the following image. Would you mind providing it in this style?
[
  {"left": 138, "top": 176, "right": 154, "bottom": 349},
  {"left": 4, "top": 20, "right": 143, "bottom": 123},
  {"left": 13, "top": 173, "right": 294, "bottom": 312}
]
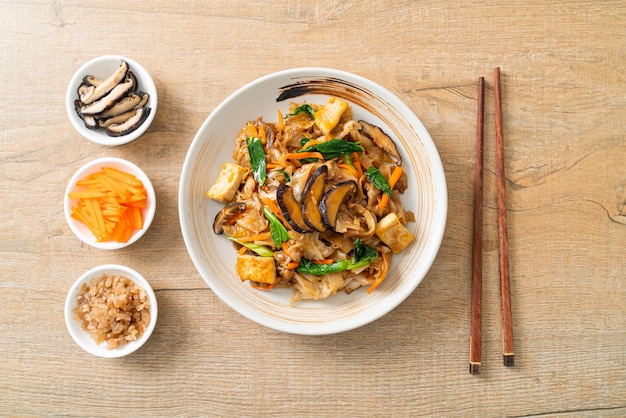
[
  {"left": 314, "top": 97, "right": 348, "bottom": 136},
  {"left": 206, "top": 162, "right": 249, "bottom": 203},
  {"left": 375, "top": 212, "right": 414, "bottom": 253},
  {"left": 236, "top": 254, "right": 277, "bottom": 285}
]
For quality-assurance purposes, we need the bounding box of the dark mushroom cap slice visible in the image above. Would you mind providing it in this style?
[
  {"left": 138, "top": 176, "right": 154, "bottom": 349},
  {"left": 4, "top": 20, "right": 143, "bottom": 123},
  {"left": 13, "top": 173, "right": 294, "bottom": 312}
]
[
  {"left": 105, "top": 106, "right": 151, "bottom": 137},
  {"left": 82, "top": 75, "right": 102, "bottom": 87},
  {"left": 359, "top": 120, "right": 402, "bottom": 165},
  {"left": 301, "top": 165, "right": 328, "bottom": 232},
  {"left": 79, "top": 60, "right": 129, "bottom": 105},
  {"left": 213, "top": 202, "right": 247, "bottom": 234},
  {"left": 276, "top": 183, "right": 311, "bottom": 233},
  {"left": 74, "top": 100, "right": 98, "bottom": 129},
  {"left": 319, "top": 180, "right": 357, "bottom": 231}
]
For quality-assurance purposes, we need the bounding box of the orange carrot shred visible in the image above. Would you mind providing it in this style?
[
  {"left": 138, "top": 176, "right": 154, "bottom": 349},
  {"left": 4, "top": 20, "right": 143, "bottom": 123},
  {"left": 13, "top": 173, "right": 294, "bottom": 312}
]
[
  {"left": 377, "top": 166, "right": 404, "bottom": 211},
  {"left": 68, "top": 166, "right": 147, "bottom": 243},
  {"left": 351, "top": 152, "right": 364, "bottom": 178},
  {"left": 311, "top": 259, "right": 335, "bottom": 265},
  {"left": 263, "top": 198, "right": 293, "bottom": 231},
  {"left": 277, "top": 109, "right": 284, "bottom": 133},
  {"left": 337, "top": 163, "right": 359, "bottom": 178},
  {"left": 283, "top": 152, "right": 324, "bottom": 161},
  {"left": 367, "top": 252, "right": 389, "bottom": 293},
  {"left": 286, "top": 261, "right": 300, "bottom": 270},
  {"left": 226, "top": 211, "right": 245, "bottom": 225}
]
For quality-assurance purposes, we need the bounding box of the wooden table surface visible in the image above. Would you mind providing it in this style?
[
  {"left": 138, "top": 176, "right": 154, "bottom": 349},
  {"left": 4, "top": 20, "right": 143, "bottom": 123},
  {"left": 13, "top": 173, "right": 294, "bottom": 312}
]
[{"left": 1, "top": 1, "right": 624, "bottom": 416}]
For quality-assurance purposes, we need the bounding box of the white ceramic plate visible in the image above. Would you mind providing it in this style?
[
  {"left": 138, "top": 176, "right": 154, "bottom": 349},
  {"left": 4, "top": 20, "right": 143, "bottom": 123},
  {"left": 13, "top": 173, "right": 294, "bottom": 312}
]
[{"left": 179, "top": 68, "right": 447, "bottom": 335}]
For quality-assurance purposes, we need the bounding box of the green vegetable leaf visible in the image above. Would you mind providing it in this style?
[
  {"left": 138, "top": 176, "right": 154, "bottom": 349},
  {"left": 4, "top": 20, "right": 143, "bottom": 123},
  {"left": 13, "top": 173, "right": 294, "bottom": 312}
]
[
  {"left": 246, "top": 137, "right": 266, "bottom": 185},
  {"left": 296, "top": 258, "right": 351, "bottom": 275},
  {"left": 286, "top": 104, "right": 315, "bottom": 118},
  {"left": 227, "top": 237, "right": 274, "bottom": 257},
  {"left": 263, "top": 207, "right": 289, "bottom": 248},
  {"left": 296, "top": 238, "right": 378, "bottom": 276},
  {"left": 365, "top": 166, "right": 393, "bottom": 197},
  {"left": 300, "top": 139, "right": 363, "bottom": 160},
  {"left": 349, "top": 238, "right": 378, "bottom": 270}
]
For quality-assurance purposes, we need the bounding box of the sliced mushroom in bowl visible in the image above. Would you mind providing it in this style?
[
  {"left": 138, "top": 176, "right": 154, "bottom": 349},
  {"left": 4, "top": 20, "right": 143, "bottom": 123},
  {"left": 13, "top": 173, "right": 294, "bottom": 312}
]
[{"left": 66, "top": 55, "right": 157, "bottom": 146}]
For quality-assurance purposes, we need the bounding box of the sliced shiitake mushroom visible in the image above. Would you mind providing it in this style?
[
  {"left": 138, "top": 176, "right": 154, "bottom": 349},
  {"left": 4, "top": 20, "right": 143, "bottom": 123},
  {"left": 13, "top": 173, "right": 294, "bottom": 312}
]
[
  {"left": 213, "top": 202, "right": 247, "bottom": 234},
  {"left": 82, "top": 75, "right": 101, "bottom": 87},
  {"left": 97, "top": 109, "right": 138, "bottom": 128},
  {"left": 319, "top": 180, "right": 357, "bottom": 231},
  {"left": 74, "top": 100, "right": 97, "bottom": 129},
  {"left": 301, "top": 165, "right": 328, "bottom": 232},
  {"left": 359, "top": 120, "right": 402, "bottom": 165},
  {"left": 99, "top": 91, "right": 147, "bottom": 119},
  {"left": 79, "top": 74, "right": 135, "bottom": 115},
  {"left": 79, "top": 60, "right": 129, "bottom": 105},
  {"left": 74, "top": 61, "right": 151, "bottom": 137},
  {"left": 276, "top": 183, "right": 311, "bottom": 233},
  {"left": 105, "top": 106, "right": 151, "bottom": 137}
]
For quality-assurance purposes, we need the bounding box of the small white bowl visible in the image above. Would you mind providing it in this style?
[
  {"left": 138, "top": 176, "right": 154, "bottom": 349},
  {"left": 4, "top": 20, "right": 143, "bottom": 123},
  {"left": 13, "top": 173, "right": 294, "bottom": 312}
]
[
  {"left": 66, "top": 55, "right": 158, "bottom": 146},
  {"left": 65, "top": 264, "right": 158, "bottom": 358},
  {"left": 64, "top": 157, "right": 156, "bottom": 250}
]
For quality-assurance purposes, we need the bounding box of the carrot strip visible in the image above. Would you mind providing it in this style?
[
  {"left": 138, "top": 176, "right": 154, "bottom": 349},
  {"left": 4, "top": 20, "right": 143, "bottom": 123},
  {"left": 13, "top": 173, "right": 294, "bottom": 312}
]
[
  {"left": 377, "top": 166, "right": 404, "bottom": 211},
  {"left": 337, "top": 163, "right": 359, "bottom": 178},
  {"left": 351, "top": 152, "right": 364, "bottom": 178},
  {"left": 259, "top": 124, "right": 267, "bottom": 144},
  {"left": 93, "top": 173, "right": 130, "bottom": 199},
  {"left": 245, "top": 122, "right": 259, "bottom": 139},
  {"left": 263, "top": 198, "right": 293, "bottom": 231},
  {"left": 251, "top": 279, "right": 280, "bottom": 291},
  {"left": 367, "top": 252, "right": 389, "bottom": 294},
  {"left": 75, "top": 178, "right": 103, "bottom": 187},
  {"left": 286, "top": 261, "right": 300, "bottom": 270},
  {"left": 277, "top": 109, "right": 284, "bottom": 133},
  {"left": 301, "top": 138, "right": 324, "bottom": 150},
  {"left": 311, "top": 259, "right": 335, "bottom": 265},
  {"left": 102, "top": 167, "right": 143, "bottom": 187},
  {"left": 226, "top": 211, "right": 244, "bottom": 225},
  {"left": 388, "top": 165, "right": 404, "bottom": 188},
  {"left": 283, "top": 152, "right": 324, "bottom": 161},
  {"left": 236, "top": 232, "right": 272, "bottom": 242},
  {"left": 130, "top": 205, "right": 143, "bottom": 229},
  {"left": 68, "top": 190, "right": 107, "bottom": 199},
  {"left": 265, "top": 163, "right": 282, "bottom": 169}
]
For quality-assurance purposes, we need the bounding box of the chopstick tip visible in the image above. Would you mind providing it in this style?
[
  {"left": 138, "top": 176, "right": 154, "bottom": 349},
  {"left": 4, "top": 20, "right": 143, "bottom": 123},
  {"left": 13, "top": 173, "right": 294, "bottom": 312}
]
[
  {"left": 469, "top": 363, "right": 481, "bottom": 375},
  {"left": 503, "top": 354, "right": 514, "bottom": 367}
]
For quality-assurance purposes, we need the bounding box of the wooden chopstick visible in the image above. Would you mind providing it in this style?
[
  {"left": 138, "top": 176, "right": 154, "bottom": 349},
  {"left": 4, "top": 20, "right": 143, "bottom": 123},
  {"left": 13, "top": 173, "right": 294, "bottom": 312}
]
[
  {"left": 494, "top": 67, "right": 514, "bottom": 367},
  {"left": 469, "top": 77, "right": 485, "bottom": 375}
]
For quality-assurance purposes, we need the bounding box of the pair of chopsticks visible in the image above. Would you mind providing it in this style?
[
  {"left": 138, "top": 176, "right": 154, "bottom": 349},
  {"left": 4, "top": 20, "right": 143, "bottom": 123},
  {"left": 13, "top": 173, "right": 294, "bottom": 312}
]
[{"left": 469, "top": 68, "right": 514, "bottom": 375}]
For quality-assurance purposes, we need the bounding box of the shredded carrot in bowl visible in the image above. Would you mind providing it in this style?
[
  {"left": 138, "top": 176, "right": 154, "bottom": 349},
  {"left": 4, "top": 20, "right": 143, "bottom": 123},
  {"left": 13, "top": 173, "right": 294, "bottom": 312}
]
[{"left": 68, "top": 167, "right": 147, "bottom": 243}]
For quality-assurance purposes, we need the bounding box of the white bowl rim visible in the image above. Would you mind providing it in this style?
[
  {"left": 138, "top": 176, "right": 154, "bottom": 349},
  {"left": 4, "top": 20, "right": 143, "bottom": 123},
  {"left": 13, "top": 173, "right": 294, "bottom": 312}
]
[
  {"left": 64, "top": 156, "right": 156, "bottom": 250},
  {"left": 65, "top": 54, "right": 158, "bottom": 146},
  {"left": 64, "top": 264, "right": 158, "bottom": 358},
  {"left": 179, "top": 67, "right": 448, "bottom": 335}
]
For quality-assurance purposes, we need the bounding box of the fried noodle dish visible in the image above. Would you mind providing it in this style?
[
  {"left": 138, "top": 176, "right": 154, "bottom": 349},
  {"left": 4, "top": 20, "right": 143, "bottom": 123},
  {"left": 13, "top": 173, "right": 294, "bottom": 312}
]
[{"left": 206, "top": 97, "right": 415, "bottom": 303}]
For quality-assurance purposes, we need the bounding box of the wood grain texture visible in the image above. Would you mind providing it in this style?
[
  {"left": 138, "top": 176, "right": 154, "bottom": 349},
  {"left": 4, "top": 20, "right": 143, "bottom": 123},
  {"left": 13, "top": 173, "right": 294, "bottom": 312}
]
[{"left": 1, "top": 0, "right": 625, "bottom": 416}]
